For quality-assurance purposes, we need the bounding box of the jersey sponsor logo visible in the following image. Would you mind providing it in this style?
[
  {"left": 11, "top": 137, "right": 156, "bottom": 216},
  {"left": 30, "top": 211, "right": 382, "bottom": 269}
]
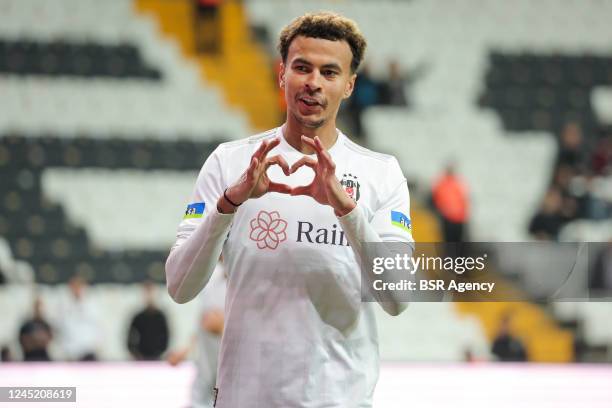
[
  {"left": 340, "top": 173, "right": 360, "bottom": 201},
  {"left": 247, "top": 210, "right": 350, "bottom": 248},
  {"left": 184, "top": 202, "right": 205, "bottom": 219},
  {"left": 391, "top": 210, "right": 412, "bottom": 233},
  {"left": 249, "top": 210, "right": 288, "bottom": 249},
  {"left": 296, "top": 221, "right": 349, "bottom": 246}
]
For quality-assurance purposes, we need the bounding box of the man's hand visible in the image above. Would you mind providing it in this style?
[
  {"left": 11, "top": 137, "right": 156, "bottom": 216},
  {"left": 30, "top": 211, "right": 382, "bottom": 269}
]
[
  {"left": 290, "top": 136, "right": 356, "bottom": 217},
  {"left": 166, "top": 349, "right": 188, "bottom": 366},
  {"left": 201, "top": 309, "right": 224, "bottom": 335},
  {"left": 218, "top": 138, "right": 292, "bottom": 213}
]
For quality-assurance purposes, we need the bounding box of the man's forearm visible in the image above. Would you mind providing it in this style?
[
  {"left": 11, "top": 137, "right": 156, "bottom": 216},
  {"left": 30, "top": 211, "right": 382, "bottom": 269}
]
[
  {"left": 165, "top": 209, "right": 233, "bottom": 303},
  {"left": 337, "top": 205, "right": 412, "bottom": 316}
]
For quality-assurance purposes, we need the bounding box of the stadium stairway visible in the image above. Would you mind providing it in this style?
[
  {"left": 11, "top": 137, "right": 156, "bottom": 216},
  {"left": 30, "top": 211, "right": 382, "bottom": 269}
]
[
  {"left": 455, "top": 301, "right": 574, "bottom": 363},
  {"left": 134, "top": 0, "right": 279, "bottom": 132}
]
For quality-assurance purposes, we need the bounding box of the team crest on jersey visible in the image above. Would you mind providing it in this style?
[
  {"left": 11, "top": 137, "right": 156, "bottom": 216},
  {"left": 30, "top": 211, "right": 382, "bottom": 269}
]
[{"left": 340, "top": 173, "right": 360, "bottom": 201}]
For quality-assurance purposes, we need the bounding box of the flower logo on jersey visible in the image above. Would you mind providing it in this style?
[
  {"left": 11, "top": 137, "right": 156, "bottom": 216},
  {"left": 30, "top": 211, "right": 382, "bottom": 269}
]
[
  {"left": 340, "top": 173, "right": 360, "bottom": 201},
  {"left": 249, "top": 210, "right": 288, "bottom": 250}
]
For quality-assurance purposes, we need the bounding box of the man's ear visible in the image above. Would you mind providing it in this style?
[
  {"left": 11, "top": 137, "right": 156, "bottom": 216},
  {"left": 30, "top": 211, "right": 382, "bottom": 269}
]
[
  {"left": 278, "top": 62, "right": 286, "bottom": 88},
  {"left": 344, "top": 73, "right": 356, "bottom": 99}
]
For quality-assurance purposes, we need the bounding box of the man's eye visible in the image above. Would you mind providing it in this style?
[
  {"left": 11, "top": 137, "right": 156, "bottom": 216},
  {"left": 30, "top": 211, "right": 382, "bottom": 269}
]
[
  {"left": 324, "top": 70, "right": 338, "bottom": 77},
  {"left": 296, "top": 66, "right": 308, "bottom": 72}
]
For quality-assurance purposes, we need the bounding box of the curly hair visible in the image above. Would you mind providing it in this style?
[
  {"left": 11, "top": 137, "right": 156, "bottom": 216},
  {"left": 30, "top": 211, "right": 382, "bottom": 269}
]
[{"left": 277, "top": 12, "right": 367, "bottom": 74}]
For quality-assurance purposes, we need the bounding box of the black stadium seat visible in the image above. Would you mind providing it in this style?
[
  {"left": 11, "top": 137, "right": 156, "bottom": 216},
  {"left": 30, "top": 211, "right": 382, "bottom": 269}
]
[
  {"left": 480, "top": 53, "right": 612, "bottom": 136},
  {"left": 0, "top": 39, "right": 162, "bottom": 79},
  {"left": 0, "top": 134, "right": 221, "bottom": 284}
]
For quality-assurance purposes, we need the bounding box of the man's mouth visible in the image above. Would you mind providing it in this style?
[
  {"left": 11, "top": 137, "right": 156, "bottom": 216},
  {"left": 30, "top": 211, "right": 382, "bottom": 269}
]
[{"left": 298, "top": 96, "right": 323, "bottom": 107}]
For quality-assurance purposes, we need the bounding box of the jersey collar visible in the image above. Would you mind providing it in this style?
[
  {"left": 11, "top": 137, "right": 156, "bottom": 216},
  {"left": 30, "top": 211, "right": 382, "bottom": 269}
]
[{"left": 276, "top": 125, "right": 344, "bottom": 157}]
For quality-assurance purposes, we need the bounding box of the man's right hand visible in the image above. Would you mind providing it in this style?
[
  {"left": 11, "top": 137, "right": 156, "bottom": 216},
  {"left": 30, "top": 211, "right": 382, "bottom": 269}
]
[
  {"left": 218, "top": 138, "right": 291, "bottom": 214},
  {"left": 166, "top": 349, "right": 187, "bottom": 366}
]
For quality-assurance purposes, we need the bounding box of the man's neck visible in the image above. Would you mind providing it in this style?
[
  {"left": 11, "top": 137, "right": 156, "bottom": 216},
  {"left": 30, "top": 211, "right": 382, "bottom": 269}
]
[{"left": 282, "top": 118, "right": 338, "bottom": 154}]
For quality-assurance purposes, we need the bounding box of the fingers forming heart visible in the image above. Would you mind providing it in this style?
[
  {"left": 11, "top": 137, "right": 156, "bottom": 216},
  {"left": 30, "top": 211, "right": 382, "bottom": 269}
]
[
  {"left": 264, "top": 154, "right": 318, "bottom": 196},
  {"left": 263, "top": 134, "right": 334, "bottom": 198},
  {"left": 264, "top": 154, "right": 293, "bottom": 194},
  {"left": 288, "top": 156, "right": 318, "bottom": 196},
  {"left": 265, "top": 154, "right": 290, "bottom": 176}
]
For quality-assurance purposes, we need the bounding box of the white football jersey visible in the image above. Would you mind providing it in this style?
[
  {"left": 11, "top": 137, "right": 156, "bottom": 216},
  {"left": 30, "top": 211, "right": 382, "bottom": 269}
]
[{"left": 172, "top": 127, "right": 414, "bottom": 407}]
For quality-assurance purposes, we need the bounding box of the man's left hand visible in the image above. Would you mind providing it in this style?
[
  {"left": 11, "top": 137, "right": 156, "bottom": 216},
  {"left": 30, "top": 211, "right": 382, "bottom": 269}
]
[{"left": 290, "top": 135, "right": 356, "bottom": 217}]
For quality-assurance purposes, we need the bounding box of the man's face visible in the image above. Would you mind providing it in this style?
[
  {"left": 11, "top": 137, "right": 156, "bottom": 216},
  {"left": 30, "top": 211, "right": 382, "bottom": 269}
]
[{"left": 280, "top": 35, "right": 356, "bottom": 129}]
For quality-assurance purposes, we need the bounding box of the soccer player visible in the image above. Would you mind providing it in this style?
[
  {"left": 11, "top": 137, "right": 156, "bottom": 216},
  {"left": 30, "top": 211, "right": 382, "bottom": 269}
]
[
  {"left": 166, "top": 12, "right": 414, "bottom": 407},
  {"left": 167, "top": 262, "right": 226, "bottom": 408}
]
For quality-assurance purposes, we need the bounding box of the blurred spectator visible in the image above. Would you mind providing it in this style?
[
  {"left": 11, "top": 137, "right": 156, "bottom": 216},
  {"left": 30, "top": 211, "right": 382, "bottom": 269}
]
[
  {"left": 347, "top": 64, "right": 379, "bottom": 138},
  {"left": 431, "top": 163, "right": 469, "bottom": 242},
  {"left": 590, "top": 241, "right": 612, "bottom": 292},
  {"left": 550, "top": 165, "right": 579, "bottom": 222},
  {"left": 552, "top": 164, "right": 575, "bottom": 194},
  {"left": 1, "top": 346, "right": 12, "bottom": 362},
  {"left": 591, "top": 135, "right": 611, "bottom": 176},
  {"left": 378, "top": 59, "right": 428, "bottom": 108},
  {"left": 571, "top": 173, "right": 611, "bottom": 220},
  {"left": 19, "top": 297, "right": 53, "bottom": 362},
  {"left": 555, "top": 122, "right": 586, "bottom": 170},
  {"left": 530, "top": 121, "right": 610, "bottom": 237},
  {"left": 127, "top": 281, "right": 169, "bottom": 361},
  {"left": 378, "top": 60, "right": 407, "bottom": 106},
  {"left": 528, "top": 187, "right": 565, "bottom": 240},
  {"left": 56, "top": 275, "right": 101, "bottom": 361},
  {"left": 491, "top": 313, "right": 527, "bottom": 362},
  {"left": 194, "top": 0, "right": 223, "bottom": 54},
  {"left": 463, "top": 349, "right": 486, "bottom": 363},
  {"left": 167, "top": 263, "right": 226, "bottom": 408}
]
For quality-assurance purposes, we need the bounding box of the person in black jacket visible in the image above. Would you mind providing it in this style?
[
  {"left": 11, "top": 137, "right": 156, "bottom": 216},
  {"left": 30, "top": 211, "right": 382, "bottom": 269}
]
[
  {"left": 127, "top": 281, "right": 169, "bottom": 360},
  {"left": 491, "top": 313, "right": 527, "bottom": 362},
  {"left": 19, "top": 297, "right": 53, "bottom": 361}
]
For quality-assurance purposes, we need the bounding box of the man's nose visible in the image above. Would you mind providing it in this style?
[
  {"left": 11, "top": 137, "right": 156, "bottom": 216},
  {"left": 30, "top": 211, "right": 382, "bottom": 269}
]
[{"left": 304, "top": 71, "right": 322, "bottom": 92}]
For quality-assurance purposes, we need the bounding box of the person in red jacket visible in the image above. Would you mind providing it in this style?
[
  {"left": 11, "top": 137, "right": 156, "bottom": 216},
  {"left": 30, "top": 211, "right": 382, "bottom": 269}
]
[{"left": 432, "top": 163, "right": 469, "bottom": 242}]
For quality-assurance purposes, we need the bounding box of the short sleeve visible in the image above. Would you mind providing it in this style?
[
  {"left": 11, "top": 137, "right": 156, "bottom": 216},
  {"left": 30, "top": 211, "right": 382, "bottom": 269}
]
[
  {"left": 370, "top": 157, "right": 414, "bottom": 245},
  {"left": 173, "top": 146, "right": 225, "bottom": 249}
]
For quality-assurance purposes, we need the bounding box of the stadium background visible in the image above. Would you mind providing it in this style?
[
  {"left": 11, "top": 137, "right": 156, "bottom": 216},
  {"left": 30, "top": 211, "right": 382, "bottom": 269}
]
[{"left": 0, "top": 0, "right": 611, "bottom": 406}]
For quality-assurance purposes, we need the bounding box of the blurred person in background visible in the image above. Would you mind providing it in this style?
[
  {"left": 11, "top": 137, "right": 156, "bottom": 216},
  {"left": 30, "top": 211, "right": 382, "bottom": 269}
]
[
  {"left": 431, "top": 163, "right": 469, "bottom": 242},
  {"left": 378, "top": 59, "right": 428, "bottom": 108},
  {"left": 552, "top": 164, "right": 576, "bottom": 195},
  {"left": 194, "top": 0, "right": 223, "bottom": 54},
  {"left": 167, "top": 262, "right": 226, "bottom": 408},
  {"left": 572, "top": 172, "right": 611, "bottom": 220},
  {"left": 378, "top": 60, "right": 407, "bottom": 106},
  {"left": 555, "top": 121, "right": 586, "bottom": 171},
  {"left": 491, "top": 313, "right": 527, "bottom": 362},
  {"left": 591, "top": 134, "right": 611, "bottom": 176},
  {"left": 127, "top": 281, "right": 169, "bottom": 361},
  {"left": 18, "top": 296, "right": 53, "bottom": 362},
  {"left": 56, "top": 275, "right": 101, "bottom": 361},
  {"left": 1, "top": 346, "right": 12, "bottom": 362},
  {"left": 529, "top": 187, "right": 566, "bottom": 240},
  {"left": 529, "top": 121, "right": 611, "bottom": 238},
  {"left": 346, "top": 63, "right": 379, "bottom": 138},
  {"left": 590, "top": 241, "right": 612, "bottom": 293}
]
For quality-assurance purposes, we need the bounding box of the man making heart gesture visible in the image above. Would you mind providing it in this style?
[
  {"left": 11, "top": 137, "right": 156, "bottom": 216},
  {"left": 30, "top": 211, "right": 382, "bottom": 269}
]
[{"left": 166, "top": 11, "right": 414, "bottom": 408}]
